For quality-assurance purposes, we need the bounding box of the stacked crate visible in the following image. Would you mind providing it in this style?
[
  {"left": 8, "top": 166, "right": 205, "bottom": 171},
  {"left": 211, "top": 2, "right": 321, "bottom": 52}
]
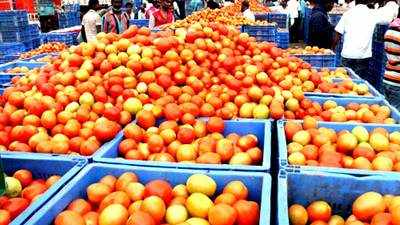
[
  {"left": 58, "top": 4, "right": 80, "bottom": 28},
  {"left": 276, "top": 29, "right": 289, "bottom": 49},
  {"left": 0, "top": 10, "right": 32, "bottom": 50},
  {"left": 241, "top": 24, "right": 277, "bottom": 42},
  {"left": 0, "top": 42, "right": 25, "bottom": 63},
  {"left": 29, "top": 23, "right": 41, "bottom": 48}
]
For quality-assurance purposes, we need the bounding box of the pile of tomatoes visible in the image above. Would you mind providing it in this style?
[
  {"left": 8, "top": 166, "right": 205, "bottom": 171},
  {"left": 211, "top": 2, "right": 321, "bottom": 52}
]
[
  {"left": 285, "top": 118, "right": 400, "bottom": 171},
  {"left": 55, "top": 173, "right": 260, "bottom": 225},
  {"left": 0, "top": 21, "right": 396, "bottom": 159},
  {"left": 289, "top": 192, "right": 400, "bottom": 225},
  {"left": 119, "top": 117, "right": 263, "bottom": 165},
  {"left": 19, "top": 42, "right": 68, "bottom": 59},
  {"left": 0, "top": 169, "right": 60, "bottom": 225}
]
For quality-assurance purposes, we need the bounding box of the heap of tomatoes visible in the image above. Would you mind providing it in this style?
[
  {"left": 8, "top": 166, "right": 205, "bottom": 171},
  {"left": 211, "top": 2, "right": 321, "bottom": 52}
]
[
  {"left": 55, "top": 173, "right": 260, "bottom": 225},
  {"left": 19, "top": 42, "right": 68, "bottom": 59},
  {"left": 119, "top": 117, "right": 263, "bottom": 165},
  {"left": 0, "top": 169, "right": 60, "bottom": 225},
  {"left": 289, "top": 192, "right": 400, "bottom": 225},
  {"left": 285, "top": 118, "right": 400, "bottom": 171}
]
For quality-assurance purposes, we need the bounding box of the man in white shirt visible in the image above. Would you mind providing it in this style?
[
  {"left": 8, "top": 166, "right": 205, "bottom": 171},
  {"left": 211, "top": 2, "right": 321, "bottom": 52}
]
[
  {"left": 375, "top": 0, "right": 399, "bottom": 23},
  {"left": 242, "top": 0, "right": 255, "bottom": 20},
  {"left": 334, "top": 0, "right": 380, "bottom": 86},
  {"left": 81, "top": 0, "right": 101, "bottom": 42}
]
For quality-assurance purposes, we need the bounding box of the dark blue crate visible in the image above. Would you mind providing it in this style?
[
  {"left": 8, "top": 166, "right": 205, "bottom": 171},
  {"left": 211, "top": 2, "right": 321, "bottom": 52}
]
[
  {"left": 255, "top": 13, "right": 269, "bottom": 20},
  {"left": 268, "top": 13, "right": 289, "bottom": 29},
  {"left": 95, "top": 119, "right": 272, "bottom": 171},
  {"left": 0, "top": 42, "right": 25, "bottom": 54},
  {"left": 0, "top": 154, "right": 87, "bottom": 225},
  {"left": 277, "top": 169, "right": 400, "bottom": 225},
  {"left": 0, "top": 29, "right": 31, "bottom": 42},
  {"left": 304, "top": 78, "right": 383, "bottom": 98},
  {"left": 26, "top": 163, "right": 271, "bottom": 225},
  {"left": 0, "top": 87, "right": 4, "bottom": 94},
  {"left": 278, "top": 120, "right": 400, "bottom": 175},
  {"left": 0, "top": 61, "right": 46, "bottom": 74},
  {"left": 129, "top": 19, "right": 149, "bottom": 27},
  {"left": 295, "top": 54, "right": 336, "bottom": 67},
  {"left": 242, "top": 25, "right": 277, "bottom": 36}
]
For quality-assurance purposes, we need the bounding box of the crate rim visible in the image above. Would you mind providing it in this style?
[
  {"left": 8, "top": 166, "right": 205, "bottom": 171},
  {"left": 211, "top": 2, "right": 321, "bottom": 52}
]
[
  {"left": 277, "top": 119, "right": 400, "bottom": 176},
  {"left": 26, "top": 162, "right": 272, "bottom": 225},
  {"left": 0, "top": 153, "right": 87, "bottom": 225},
  {"left": 94, "top": 118, "right": 272, "bottom": 171}
]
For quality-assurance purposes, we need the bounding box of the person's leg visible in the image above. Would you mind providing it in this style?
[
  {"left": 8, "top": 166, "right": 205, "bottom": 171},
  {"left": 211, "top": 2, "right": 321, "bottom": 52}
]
[{"left": 383, "top": 81, "right": 400, "bottom": 111}]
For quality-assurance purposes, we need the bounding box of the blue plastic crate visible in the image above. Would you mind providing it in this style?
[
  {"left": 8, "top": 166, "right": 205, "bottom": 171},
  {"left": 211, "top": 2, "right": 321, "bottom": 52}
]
[
  {"left": 129, "top": 19, "right": 149, "bottom": 27},
  {"left": 0, "top": 87, "right": 4, "bottom": 94},
  {"left": 0, "top": 42, "right": 25, "bottom": 54},
  {"left": 268, "top": 12, "right": 289, "bottom": 29},
  {"left": 0, "top": 29, "right": 31, "bottom": 42},
  {"left": 277, "top": 169, "right": 400, "bottom": 225},
  {"left": 277, "top": 120, "right": 400, "bottom": 175},
  {"left": 295, "top": 54, "right": 336, "bottom": 67},
  {"left": 0, "top": 154, "right": 87, "bottom": 225},
  {"left": 276, "top": 29, "right": 289, "bottom": 49},
  {"left": 242, "top": 24, "right": 277, "bottom": 36},
  {"left": 0, "top": 54, "right": 19, "bottom": 65},
  {"left": 26, "top": 163, "right": 271, "bottom": 225},
  {"left": 307, "top": 96, "right": 400, "bottom": 122},
  {"left": 0, "top": 61, "right": 46, "bottom": 74},
  {"left": 304, "top": 78, "right": 383, "bottom": 99},
  {"left": 95, "top": 119, "right": 272, "bottom": 171},
  {"left": 255, "top": 13, "right": 269, "bottom": 20}
]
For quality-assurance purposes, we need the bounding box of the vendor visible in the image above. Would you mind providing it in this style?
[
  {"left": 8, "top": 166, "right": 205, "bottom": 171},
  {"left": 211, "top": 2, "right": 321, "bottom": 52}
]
[
  {"left": 102, "top": 0, "right": 130, "bottom": 34},
  {"left": 334, "top": 0, "right": 380, "bottom": 88},
  {"left": 81, "top": 0, "right": 101, "bottom": 42},
  {"left": 308, "top": 0, "right": 335, "bottom": 49},
  {"left": 186, "top": 0, "right": 206, "bottom": 16},
  {"left": 242, "top": 0, "right": 255, "bottom": 20},
  {"left": 149, "top": 1, "right": 174, "bottom": 29}
]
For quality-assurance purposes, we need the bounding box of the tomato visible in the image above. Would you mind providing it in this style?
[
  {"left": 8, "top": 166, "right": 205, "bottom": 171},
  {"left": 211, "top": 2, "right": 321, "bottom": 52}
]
[
  {"left": 3, "top": 198, "right": 29, "bottom": 219},
  {"left": 233, "top": 200, "right": 260, "bottom": 225},
  {"left": 127, "top": 211, "right": 156, "bottom": 225},
  {"left": 0, "top": 210, "right": 11, "bottom": 225},
  {"left": 55, "top": 210, "right": 86, "bottom": 225},
  {"left": 144, "top": 180, "right": 173, "bottom": 205},
  {"left": 21, "top": 183, "right": 47, "bottom": 202},
  {"left": 67, "top": 199, "right": 92, "bottom": 215},
  {"left": 307, "top": 201, "right": 332, "bottom": 222},
  {"left": 13, "top": 169, "right": 33, "bottom": 188}
]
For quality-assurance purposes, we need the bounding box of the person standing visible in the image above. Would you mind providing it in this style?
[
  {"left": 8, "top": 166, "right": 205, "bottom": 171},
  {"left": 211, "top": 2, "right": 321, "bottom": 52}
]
[
  {"left": 207, "top": 0, "right": 221, "bottom": 9},
  {"left": 102, "top": 0, "right": 130, "bottom": 34},
  {"left": 242, "top": 0, "right": 255, "bottom": 20},
  {"left": 149, "top": 1, "right": 174, "bottom": 28},
  {"left": 145, "top": 0, "right": 158, "bottom": 19},
  {"left": 287, "top": 0, "right": 300, "bottom": 42},
  {"left": 125, "top": 2, "right": 136, "bottom": 19},
  {"left": 81, "top": 0, "right": 101, "bottom": 42},
  {"left": 186, "top": 0, "right": 206, "bottom": 16},
  {"left": 376, "top": 0, "right": 399, "bottom": 23},
  {"left": 334, "top": 0, "right": 380, "bottom": 87},
  {"left": 308, "top": 0, "right": 335, "bottom": 48},
  {"left": 383, "top": 15, "right": 400, "bottom": 110}
]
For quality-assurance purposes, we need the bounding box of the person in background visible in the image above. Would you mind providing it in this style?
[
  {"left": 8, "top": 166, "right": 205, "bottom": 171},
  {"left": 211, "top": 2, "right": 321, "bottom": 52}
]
[
  {"left": 186, "top": 0, "right": 206, "bottom": 16},
  {"left": 383, "top": 12, "right": 400, "bottom": 110},
  {"left": 175, "top": 0, "right": 186, "bottom": 19},
  {"left": 223, "top": 0, "right": 234, "bottom": 6},
  {"left": 173, "top": 1, "right": 182, "bottom": 19},
  {"left": 308, "top": 0, "right": 335, "bottom": 48},
  {"left": 125, "top": 2, "right": 136, "bottom": 19},
  {"left": 145, "top": 0, "right": 158, "bottom": 19},
  {"left": 334, "top": 0, "right": 380, "bottom": 88},
  {"left": 138, "top": 4, "right": 146, "bottom": 19},
  {"left": 149, "top": 1, "right": 174, "bottom": 29},
  {"left": 81, "top": 0, "right": 101, "bottom": 42},
  {"left": 207, "top": 0, "right": 221, "bottom": 9},
  {"left": 375, "top": 0, "right": 399, "bottom": 23},
  {"left": 242, "top": 0, "right": 255, "bottom": 20},
  {"left": 287, "top": 0, "right": 300, "bottom": 42},
  {"left": 102, "top": 0, "right": 130, "bottom": 34}
]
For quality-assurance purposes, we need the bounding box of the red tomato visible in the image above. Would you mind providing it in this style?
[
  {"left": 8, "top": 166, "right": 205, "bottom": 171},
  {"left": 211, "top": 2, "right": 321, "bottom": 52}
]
[{"left": 144, "top": 180, "right": 173, "bottom": 205}]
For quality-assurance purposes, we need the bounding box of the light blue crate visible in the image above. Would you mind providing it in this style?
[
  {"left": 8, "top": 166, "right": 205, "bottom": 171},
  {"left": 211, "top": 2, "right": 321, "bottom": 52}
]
[
  {"left": 304, "top": 78, "right": 384, "bottom": 99},
  {"left": 277, "top": 120, "right": 400, "bottom": 175},
  {"left": 0, "top": 61, "right": 46, "bottom": 75},
  {"left": 0, "top": 154, "right": 87, "bottom": 225},
  {"left": 277, "top": 169, "right": 400, "bottom": 225},
  {"left": 26, "top": 163, "right": 271, "bottom": 225},
  {"left": 94, "top": 118, "right": 272, "bottom": 171}
]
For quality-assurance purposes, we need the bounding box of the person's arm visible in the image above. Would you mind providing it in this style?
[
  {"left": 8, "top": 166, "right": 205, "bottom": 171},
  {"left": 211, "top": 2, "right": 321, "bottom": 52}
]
[
  {"left": 332, "top": 14, "right": 345, "bottom": 49},
  {"left": 96, "top": 14, "right": 102, "bottom": 34},
  {"left": 81, "top": 25, "right": 87, "bottom": 42},
  {"left": 332, "top": 32, "right": 342, "bottom": 49}
]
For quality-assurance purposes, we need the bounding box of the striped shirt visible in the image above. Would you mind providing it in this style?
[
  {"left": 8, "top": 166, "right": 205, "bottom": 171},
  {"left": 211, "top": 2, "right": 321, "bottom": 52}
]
[
  {"left": 384, "top": 19, "right": 400, "bottom": 84},
  {"left": 102, "top": 11, "right": 130, "bottom": 34}
]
